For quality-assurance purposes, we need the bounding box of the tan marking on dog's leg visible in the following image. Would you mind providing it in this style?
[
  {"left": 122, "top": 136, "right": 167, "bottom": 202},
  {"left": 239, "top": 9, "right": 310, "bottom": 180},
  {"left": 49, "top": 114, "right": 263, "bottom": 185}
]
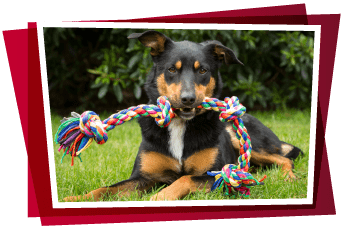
[
  {"left": 251, "top": 150, "right": 296, "bottom": 180},
  {"left": 63, "top": 181, "right": 137, "bottom": 202},
  {"left": 63, "top": 187, "right": 108, "bottom": 202},
  {"left": 63, "top": 179, "right": 156, "bottom": 202},
  {"left": 226, "top": 125, "right": 240, "bottom": 150},
  {"left": 140, "top": 151, "right": 181, "bottom": 182},
  {"left": 175, "top": 60, "right": 182, "bottom": 70},
  {"left": 150, "top": 175, "right": 212, "bottom": 201},
  {"left": 226, "top": 125, "right": 241, "bottom": 157},
  {"left": 194, "top": 60, "right": 200, "bottom": 70},
  {"left": 184, "top": 148, "right": 218, "bottom": 175}
]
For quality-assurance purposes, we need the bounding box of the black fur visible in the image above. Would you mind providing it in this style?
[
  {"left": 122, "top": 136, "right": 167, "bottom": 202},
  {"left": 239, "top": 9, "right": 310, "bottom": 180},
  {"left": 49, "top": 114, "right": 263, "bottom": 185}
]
[{"left": 129, "top": 31, "right": 302, "bottom": 185}]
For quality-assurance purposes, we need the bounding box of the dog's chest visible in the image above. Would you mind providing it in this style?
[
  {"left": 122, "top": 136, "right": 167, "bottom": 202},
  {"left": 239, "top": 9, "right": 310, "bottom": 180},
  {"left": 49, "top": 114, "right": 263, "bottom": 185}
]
[{"left": 167, "top": 118, "right": 186, "bottom": 164}]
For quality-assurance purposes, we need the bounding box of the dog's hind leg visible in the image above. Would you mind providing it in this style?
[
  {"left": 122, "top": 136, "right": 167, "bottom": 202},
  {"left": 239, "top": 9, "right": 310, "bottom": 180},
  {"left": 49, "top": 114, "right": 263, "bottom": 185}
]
[
  {"left": 150, "top": 175, "right": 215, "bottom": 201},
  {"left": 63, "top": 177, "right": 155, "bottom": 202},
  {"left": 250, "top": 149, "right": 297, "bottom": 180},
  {"left": 280, "top": 141, "right": 303, "bottom": 160}
]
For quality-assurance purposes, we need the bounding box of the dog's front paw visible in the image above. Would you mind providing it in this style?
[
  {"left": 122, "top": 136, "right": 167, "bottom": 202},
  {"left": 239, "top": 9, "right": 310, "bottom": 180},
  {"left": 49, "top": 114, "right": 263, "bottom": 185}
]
[
  {"left": 63, "top": 193, "right": 94, "bottom": 202},
  {"left": 63, "top": 195, "right": 82, "bottom": 202},
  {"left": 150, "top": 193, "right": 167, "bottom": 201},
  {"left": 150, "top": 191, "right": 177, "bottom": 201},
  {"left": 283, "top": 170, "right": 298, "bottom": 182}
]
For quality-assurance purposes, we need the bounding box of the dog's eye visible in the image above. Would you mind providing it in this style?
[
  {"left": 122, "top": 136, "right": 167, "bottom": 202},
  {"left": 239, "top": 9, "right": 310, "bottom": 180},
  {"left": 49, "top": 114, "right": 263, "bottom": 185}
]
[
  {"left": 199, "top": 68, "right": 207, "bottom": 74},
  {"left": 168, "top": 67, "right": 176, "bottom": 73}
]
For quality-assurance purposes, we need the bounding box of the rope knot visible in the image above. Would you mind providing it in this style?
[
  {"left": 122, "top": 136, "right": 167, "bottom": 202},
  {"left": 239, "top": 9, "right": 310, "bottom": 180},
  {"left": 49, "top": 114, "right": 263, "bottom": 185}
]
[
  {"left": 154, "top": 96, "right": 175, "bottom": 127},
  {"left": 219, "top": 96, "right": 246, "bottom": 122},
  {"left": 80, "top": 111, "right": 108, "bottom": 144},
  {"left": 222, "top": 164, "right": 243, "bottom": 188}
]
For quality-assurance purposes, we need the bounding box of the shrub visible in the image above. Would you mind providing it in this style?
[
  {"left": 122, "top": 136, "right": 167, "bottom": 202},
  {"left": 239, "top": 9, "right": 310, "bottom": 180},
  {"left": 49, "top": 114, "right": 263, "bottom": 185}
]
[{"left": 44, "top": 28, "right": 314, "bottom": 115}]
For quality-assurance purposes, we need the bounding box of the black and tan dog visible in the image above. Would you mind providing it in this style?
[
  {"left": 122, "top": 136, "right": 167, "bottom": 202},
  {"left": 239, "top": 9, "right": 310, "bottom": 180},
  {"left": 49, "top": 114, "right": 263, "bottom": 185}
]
[{"left": 64, "top": 31, "right": 302, "bottom": 202}]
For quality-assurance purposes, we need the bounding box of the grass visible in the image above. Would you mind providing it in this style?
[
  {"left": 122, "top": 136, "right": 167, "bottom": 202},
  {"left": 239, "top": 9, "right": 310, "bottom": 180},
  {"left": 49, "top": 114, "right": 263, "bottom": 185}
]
[{"left": 51, "top": 109, "right": 311, "bottom": 202}]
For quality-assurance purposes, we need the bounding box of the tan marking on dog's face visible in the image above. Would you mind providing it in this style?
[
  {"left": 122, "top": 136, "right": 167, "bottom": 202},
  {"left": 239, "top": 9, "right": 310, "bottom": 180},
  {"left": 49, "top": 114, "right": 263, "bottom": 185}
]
[
  {"left": 194, "top": 77, "right": 216, "bottom": 115},
  {"left": 194, "top": 76, "right": 216, "bottom": 100},
  {"left": 140, "top": 151, "right": 181, "bottom": 183},
  {"left": 192, "top": 77, "right": 216, "bottom": 115},
  {"left": 194, "top": 61, "right": 200, "bottom": 70},
  {"left": 281, "top": 143, "right": 294, "bottom": 156},
  {"left": 250, "top": 149, "right": 296, "bottom": 179},
  {"left": 175, "top": 60, "right": 182, "bottom": 70},
  {"left": 156, "top": 73, "right": 182, "bottom": 106},
  {"left": 184, "top": 148, "right": 218, "bottom": 175}
]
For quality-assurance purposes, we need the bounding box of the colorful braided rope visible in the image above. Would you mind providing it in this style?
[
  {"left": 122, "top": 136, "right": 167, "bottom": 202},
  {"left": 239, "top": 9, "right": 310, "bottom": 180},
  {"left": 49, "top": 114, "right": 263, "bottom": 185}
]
[{"left": 54, "top": 96, "right": 265, "bottom": 196}]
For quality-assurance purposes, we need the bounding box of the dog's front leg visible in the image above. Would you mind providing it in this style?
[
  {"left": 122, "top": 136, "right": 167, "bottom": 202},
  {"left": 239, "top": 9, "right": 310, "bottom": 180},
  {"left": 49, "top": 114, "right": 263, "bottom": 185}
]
[
  {"left": 150, "top": 175, "right": 214, "bottom": 201},
  {"left": 63, "top": 176, "right": 155, "bottom": 202}
]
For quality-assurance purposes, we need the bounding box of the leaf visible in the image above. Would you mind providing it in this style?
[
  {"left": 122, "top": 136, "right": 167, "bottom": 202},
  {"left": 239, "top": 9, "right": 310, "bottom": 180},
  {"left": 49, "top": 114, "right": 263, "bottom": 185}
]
[
  {"left": 87, "top": 69, "right": 102, "bottom": 75},
  {"left": 102, "top": 77, "right": 110, "bottom": 84},
  {"left": 248, "top": 74, "right": 253, "bottom": 83},
  {"left": 113, "top": 84, "right": 123, "bottom": 103},
  {"left": 94, "top": 77, "right": 102, "bottom": 85},
  {"left": 248, "top": 39, "right": 255, "bottom": 48},
  {"left": 130, "top": 70, "right": 140, "bottom": 79},
  {"left": 128, "top": 53, "right": 142, "bottom": 70},
  {"left": 237, "top": 74, "right": 246, "bottom": 82},
  {"left": 103, "top": 65, "right": 109, "bottom": 74},
  {"left": 119, "top": 79, "right": 127, "bottom": 89},
  {"left": 98, "top": 84, "right": 108, "bottom": 99},
  {"left": 108, "top": 72, "right": 116, "bottom": 78},
  {"left": 133, "top": 83, "right": 142, "bottom": 99},
  {"left": 90, "top": 81, "right": 103, "bottom": 89}
]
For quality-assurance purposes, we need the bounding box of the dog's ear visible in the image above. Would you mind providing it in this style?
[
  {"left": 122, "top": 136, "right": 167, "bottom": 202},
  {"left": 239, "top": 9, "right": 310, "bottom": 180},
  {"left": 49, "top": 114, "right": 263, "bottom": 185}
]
[
  {"left": 204, "top": 41, "right": 243, "bottom": 66},
  {"left": 213, "top": 45, "right": 244, "bottom": 65},
  {"left": 128, "top": 30, "right": 171, "bottom": 56}
]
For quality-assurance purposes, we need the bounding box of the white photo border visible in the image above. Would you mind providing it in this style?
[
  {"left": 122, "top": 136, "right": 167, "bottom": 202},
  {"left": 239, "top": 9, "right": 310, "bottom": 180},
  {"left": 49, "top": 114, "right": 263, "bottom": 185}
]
[{"left": 36, "top": 22, "right": 320, "bottom": 209}]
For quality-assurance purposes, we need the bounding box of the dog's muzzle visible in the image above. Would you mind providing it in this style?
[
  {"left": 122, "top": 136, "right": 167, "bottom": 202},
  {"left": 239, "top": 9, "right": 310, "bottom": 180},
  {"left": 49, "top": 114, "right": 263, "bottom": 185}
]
[{"left": 174, "top": 107, "right": 202, "bottom": 120}]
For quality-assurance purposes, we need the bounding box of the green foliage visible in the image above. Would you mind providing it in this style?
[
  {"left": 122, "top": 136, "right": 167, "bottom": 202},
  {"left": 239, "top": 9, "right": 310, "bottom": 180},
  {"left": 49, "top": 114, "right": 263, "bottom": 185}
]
[
  {"left": 89, "top": 30, "right": 153, "bottom": 102},
  {"left": 44, "top": 28, "right": 314, "bottom": 114}
]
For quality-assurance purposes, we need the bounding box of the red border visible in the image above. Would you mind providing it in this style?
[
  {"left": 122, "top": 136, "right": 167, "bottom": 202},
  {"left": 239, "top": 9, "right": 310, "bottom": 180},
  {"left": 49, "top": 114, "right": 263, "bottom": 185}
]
[{"left": 3, "top": 3, "right": 338, "bottom": 226}]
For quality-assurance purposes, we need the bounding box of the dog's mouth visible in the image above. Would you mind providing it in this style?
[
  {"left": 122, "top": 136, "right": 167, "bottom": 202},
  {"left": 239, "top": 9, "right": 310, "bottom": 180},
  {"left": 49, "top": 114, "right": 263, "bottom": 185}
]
[{"left": 174, "top": 107, "right": 201, "bottom": 120}]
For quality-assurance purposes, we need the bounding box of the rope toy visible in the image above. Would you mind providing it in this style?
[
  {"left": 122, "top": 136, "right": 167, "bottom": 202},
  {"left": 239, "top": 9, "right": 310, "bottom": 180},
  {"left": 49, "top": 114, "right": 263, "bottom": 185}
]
[{"left": 54, "top": 96, "right": 265, "bottom": 196}]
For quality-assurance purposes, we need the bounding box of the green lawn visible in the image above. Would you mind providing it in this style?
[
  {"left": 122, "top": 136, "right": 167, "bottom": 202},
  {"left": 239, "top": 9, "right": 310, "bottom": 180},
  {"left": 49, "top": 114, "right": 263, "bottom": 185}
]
[{"left": 51, "top": 109, "right": 311, "bottom": 202}]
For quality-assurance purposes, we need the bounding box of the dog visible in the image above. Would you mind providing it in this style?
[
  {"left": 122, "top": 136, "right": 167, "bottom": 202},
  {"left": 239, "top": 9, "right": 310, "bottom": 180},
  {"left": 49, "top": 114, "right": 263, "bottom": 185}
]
[{"left": 64, "top": 30, "right": 303, "bottom": 202}]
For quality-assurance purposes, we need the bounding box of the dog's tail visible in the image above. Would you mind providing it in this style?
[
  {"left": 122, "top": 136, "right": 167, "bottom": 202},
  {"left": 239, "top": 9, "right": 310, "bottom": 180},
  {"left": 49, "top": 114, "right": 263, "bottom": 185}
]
[{"left": 280, "top": 141, "right": 304, "bottom": 160}]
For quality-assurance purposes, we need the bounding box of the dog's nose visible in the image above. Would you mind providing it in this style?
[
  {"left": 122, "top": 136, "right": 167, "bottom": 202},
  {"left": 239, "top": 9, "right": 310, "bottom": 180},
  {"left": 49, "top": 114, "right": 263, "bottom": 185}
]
[{"left": 181, "top": 93, "right": 196, "bottom": 106}]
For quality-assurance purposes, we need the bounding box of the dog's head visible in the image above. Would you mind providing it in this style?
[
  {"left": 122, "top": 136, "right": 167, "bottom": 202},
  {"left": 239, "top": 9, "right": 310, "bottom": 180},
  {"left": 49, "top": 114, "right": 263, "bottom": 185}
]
[{"left": 128, "top": 30, "right": 243, "bottom": 120}]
